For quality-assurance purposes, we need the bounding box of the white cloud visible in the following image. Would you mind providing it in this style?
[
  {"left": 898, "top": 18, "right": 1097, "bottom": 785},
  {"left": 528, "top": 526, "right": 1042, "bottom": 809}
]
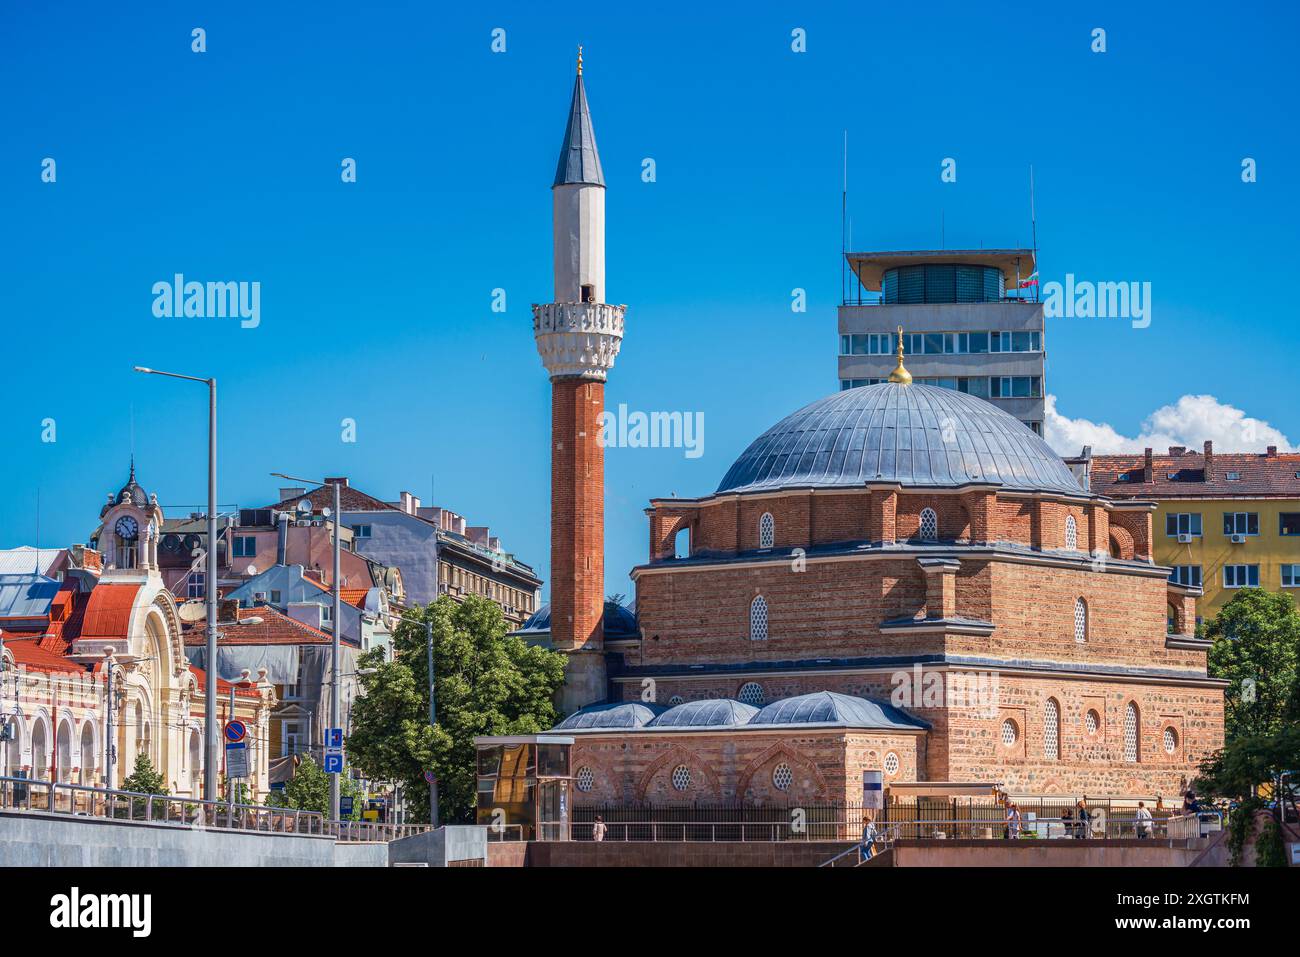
[{"left": 1045, "top": 394, "right": 1294, "bottom": 456}]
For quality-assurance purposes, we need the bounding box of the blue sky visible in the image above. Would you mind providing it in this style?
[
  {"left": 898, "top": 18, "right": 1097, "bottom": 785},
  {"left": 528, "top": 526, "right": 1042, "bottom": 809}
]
[{"left": 2, "top": 1, "right": 1296, "bottom": 603}]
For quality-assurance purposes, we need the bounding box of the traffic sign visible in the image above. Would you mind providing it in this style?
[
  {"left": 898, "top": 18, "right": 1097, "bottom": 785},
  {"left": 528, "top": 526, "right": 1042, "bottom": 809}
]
[
  {"left": 423, "top": 770, "right": 437, "bottom": 785},
  {"left": 326, "top": 727, "right": 344, "bottom": 749},
  {"left": 324, "top": 751, "right": 344, "bottom": 774},
  {"left": 226, "top": 741, "right": 249, "bottom": 778},
  {"left": 223, "top": 720, "right": 247, "bottom": 744},
  {"left": 339, "top": 795, "right": 355, "bottom": 817}
]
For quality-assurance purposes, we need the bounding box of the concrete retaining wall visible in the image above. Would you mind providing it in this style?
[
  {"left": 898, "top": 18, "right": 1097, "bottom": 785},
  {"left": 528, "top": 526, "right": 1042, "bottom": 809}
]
[{"left": 0, "top": 810, "right": 387, "bottom": 867}]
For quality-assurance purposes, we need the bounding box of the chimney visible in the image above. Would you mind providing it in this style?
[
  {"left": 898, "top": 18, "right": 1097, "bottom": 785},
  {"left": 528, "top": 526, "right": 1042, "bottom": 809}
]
[
  {"left": 1203, "top": 441, "right": 1215, "bottom": 482},
  {"left": 218, "top": 598, "right": 240, "bottom": 624},
  {"left": 1266, "top": 445, "right": 1278, "bottom": 457},
  {"left": 324, "top": 477, "right": 349, "bottom": 488},
  {"left": 1143, "top": 448, "right": 1153, "bottom": 483},
  {"left": 279, "top": 486, "right": 306, "bottom": 503},
  {"left": 1169, "top": 446, "right": 1186, "bottom": 457},
  {"left": 276, "top": 511, "right": 289, "bottom": 565}
]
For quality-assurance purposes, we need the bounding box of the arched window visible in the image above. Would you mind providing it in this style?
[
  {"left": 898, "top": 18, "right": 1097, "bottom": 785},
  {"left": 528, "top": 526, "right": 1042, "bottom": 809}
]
[
  {"left": 772, "top": 763, "right": 793, "bottom": 791},
  {"left": 738, "top": 682, "right": 765, "bottom": 706},
  {"left": 750, "top": 596, "right": 768, "bottom": 641},
  {"left": 1000, "top": 718, "right": 1019, "bottom": 747},
  {"left": 1044, "top": 698, "right": 1060, "bottom": 760},
  {"left": 1124, "top": 702, "right": 1140, "bottom": 762},
  {"left": 671, "top": 765, "right": 691, "bottom": 791},
  {"left": 575, "top": 767, "right": 595, "bottom": 792},
  {"left": 1065, "top": 515, "right": 1078, "bottom": 550},
  {"left": 1163, "top": 727, "right": 1178, "bottom": 754},
  {"left": 758, "top": 512, "right": 775, "bottom": 549},
  {"left": 919, "top": 507, "right": 938, "bottom": 541},
  {"left": 1074, "top": 598, "right": 1088, "bottom": 642}
]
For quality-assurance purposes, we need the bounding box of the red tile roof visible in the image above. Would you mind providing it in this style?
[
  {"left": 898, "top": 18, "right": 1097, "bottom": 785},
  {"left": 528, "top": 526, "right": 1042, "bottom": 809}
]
[
  {"left": 183, "top": 604, "right": 352, "bottom": 646},
  {"left": 301, "top": 578, "right": 370, "bottom": 609},
  {"left": 188, "top": 664, "right": 261, "bottom": 698},
  {"left": 266, "top": 482, "right": 396, "bottom": 514},
  {"left": 3, "top": 636, "right": 86, "bottom": 674},
  {"left": 1092, "top": 447, "right": 1300, "bottom": 499},
  {"left": 79, "top": 583, "right": 142, "bottom": 638}
]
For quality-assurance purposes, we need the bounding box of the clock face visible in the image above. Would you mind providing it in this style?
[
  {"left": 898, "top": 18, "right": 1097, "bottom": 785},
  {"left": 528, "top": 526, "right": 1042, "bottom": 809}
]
[{"left": 115, "top": 515, "right": 139, "bottom": 540}]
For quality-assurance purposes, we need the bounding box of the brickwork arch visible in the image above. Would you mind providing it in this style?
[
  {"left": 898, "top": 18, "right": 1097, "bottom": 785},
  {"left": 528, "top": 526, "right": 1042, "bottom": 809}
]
[
  {"left": 736, "top": 741, "right": 829, "bottom": 803},
  {"left": 635, "top": 746, "right": 722, "bottom": 802},
  {"left": 1108, "top": 525, "right": 1135, "bottom": 561}
]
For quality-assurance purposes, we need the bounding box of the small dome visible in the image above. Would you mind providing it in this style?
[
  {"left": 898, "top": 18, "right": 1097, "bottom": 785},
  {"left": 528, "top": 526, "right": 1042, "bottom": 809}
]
[
  {"left": 114, "top": 461, "right": 149, "bottom": 506},
  {"left": 647, "top": 698, "right": 759, "bottom": 729},
  {"left": 515, "top": 600, "right": 638, "bottom": 640},
  {"left": 553, "top": 701, "right": 664, "bottom": 731},
  {"left": 716, "top": 382, "right": 1080, "bottom": 496},
  {"left": 749, "top": 691, "right": 928, "bottom": 730}
]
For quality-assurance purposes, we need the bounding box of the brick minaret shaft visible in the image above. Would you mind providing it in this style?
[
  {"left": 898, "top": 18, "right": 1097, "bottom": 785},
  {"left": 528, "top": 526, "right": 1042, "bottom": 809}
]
[
  {"left": 533, "top": 50, "right": 625, "bottom": 710},
  {"left": 549, "top": 378, "right": 605, "bottom": 652}
]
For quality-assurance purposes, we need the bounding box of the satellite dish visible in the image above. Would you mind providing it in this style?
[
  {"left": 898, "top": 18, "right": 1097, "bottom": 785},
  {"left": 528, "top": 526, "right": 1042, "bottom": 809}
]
[
  {"left": 246, "top": 564, "right": 259, "bottom": 577},
  {"left": 178, "top": 601, "right": 207, "bottom": 622},
  {"left": 297, "top": 500, "right": 312, "bottom": 513},
  {"left": 321, "top": 507, "right": 332, "bottom": 519}
]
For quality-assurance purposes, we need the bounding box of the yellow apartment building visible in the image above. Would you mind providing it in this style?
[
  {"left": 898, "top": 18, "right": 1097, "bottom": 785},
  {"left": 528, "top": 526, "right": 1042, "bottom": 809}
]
[{"left": 1084, "top": 442, "right": 1300, "bottom": 622}]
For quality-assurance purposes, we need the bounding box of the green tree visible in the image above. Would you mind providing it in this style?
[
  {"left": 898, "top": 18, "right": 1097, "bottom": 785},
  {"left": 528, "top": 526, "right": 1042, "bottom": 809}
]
[
  {"left": 347, "top": 595, "right": 567, "bottom": 823},
  {"left": 120, "top": 752, "right": 168, "bottom": 795},
  {"left": 266, "top": 755, "right": 361, "bottom": 819},
  {"left": 1194, "top": 726, "right": 1299, "bottom": 866},
  {"left": 1204, "top": 588, "right": 1300, "bottom": 740}
]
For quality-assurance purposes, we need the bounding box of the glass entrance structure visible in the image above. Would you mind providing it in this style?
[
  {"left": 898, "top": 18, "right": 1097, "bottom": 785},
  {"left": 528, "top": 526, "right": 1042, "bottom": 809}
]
[{"left": 473, "top": 734, "right": 574, "bottom": 841}]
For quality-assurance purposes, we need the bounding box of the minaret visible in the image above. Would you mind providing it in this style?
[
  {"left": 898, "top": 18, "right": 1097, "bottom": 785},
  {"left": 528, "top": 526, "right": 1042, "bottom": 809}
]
[{"left": 533, "top": 49, "right": 625, "bottom": 711}]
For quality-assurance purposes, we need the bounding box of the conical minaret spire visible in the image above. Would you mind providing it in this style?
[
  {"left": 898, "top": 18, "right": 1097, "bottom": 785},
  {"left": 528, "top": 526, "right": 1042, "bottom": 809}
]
[{"left": 553, "top": 48, "right": 604, "bottom": 188}]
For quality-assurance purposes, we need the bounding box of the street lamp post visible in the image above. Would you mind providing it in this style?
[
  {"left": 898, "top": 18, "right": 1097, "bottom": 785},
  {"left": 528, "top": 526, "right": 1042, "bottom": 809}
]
[
  {"left": 426, "top": 618, "right": 439, "bottom": 828},
  {"left": 272, "top": 472, "right": 343, "bottom": 822},
  {"left": 135, "top": 366, "right": 219, "bottom": 803}
]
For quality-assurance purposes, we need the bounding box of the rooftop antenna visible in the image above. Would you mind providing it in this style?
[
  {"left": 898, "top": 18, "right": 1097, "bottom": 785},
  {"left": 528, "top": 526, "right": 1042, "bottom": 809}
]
[
  {"left": 840, "top": 130, "right": 847, "bottom": 305},
  {"left": 1029, "top": 165, "right": 1040, "bottom": 303}
]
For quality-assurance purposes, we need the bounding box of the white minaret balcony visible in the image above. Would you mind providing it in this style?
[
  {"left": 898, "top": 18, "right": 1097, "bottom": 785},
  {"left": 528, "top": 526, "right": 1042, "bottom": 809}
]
[{"left": 532, "top": 301, "right": 625, "bottom": 380}]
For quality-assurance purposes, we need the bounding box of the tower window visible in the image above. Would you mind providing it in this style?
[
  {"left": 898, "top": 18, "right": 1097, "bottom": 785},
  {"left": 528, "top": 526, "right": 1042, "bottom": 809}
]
[
  {"left": 1064, "top": 515, "right": 1078, "bottom": 551},
  {"left": 1124, "top": 702, "right": 1140, "bottom": 763},
  {"left": 758, "top": 512, "right": 775, "bottom": 549},
  {"left": 1044, "top": 698, "right": 1060, "bottom": 760},
  {"left": 738, "top": 682, "right": 765, "bottom": 706},
  {"left": 749, "top": 596, "right": 768, "bottom": 641},
  {"left": 580, "top": 284, "right": 595, "bottom": 303},
  {"left": 919, "top": 507, "right": 938, "bottom": 542},
  {"left": 1074, "top": 598, "right": 1088, "bottom": 642}
]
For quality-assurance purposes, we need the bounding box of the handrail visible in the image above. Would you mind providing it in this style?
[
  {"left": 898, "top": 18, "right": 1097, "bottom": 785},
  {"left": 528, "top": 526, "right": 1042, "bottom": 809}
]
[
  {"left": 0, "top": 774, "right": 324, "bottom": 836},
  {"left": 325, "top": 819, "right": 431, "bottom": 842}
]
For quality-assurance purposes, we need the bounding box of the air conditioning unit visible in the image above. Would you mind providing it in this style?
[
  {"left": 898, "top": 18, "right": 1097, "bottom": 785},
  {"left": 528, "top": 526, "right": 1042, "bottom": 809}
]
[
  {"left": 1230, "top": 533, "right": 1247, "bottom": 544},
  {"left": 1177, "top": 534, "right": 1193, "bottom": 544},
  {"left": 253, "top": 591, "right": 268, "bottom": 601}
]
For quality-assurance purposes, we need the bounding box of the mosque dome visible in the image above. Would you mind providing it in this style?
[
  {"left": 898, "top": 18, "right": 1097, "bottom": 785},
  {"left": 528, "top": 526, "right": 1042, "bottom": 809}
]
[
  {"left": 715, "top": 382, "right": 1081, "bottom": 496},
  {"left": 645, "top": 698, "right": 759, "bottom": 729},
  {"left": 553, "top": 701, "right": 665, "bottom": 730},
  {"left": 748, "top": 691, "right": 929, "bottom": 731}
]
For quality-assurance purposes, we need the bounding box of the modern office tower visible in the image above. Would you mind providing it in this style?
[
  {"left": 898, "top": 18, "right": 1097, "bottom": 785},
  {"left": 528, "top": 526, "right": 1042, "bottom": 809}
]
[{"left": 838, "top": 250, "right": 1045, "bottom": 435}]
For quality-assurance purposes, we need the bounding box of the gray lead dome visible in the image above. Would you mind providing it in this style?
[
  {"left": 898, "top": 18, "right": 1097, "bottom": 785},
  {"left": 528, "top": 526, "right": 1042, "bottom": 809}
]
[{"left": 716, "top": 382, "right": 1081, "bottom": 496}]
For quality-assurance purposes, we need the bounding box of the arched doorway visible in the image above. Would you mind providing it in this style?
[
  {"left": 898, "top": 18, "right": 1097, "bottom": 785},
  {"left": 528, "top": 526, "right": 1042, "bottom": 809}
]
[
  {"left": 56, "top": 719, "right": 73, "bottom": 783},
  {"left": 31, "top": 719, "right": 49, "bottom": 781},
  {"left": 187, "top": 728, "right": 202, "bottom": 795},
  {"left": 79, "top": 722, "right": 96, "bottom": 786}
]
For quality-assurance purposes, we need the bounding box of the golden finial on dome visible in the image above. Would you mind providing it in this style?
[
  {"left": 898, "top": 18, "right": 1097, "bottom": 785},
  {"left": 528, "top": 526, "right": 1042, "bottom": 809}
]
[
  {"left": 577, "top": 45, "right": 583, "bottom": 75},
  {"left": 888, "top": 325, "right": 912, "bottom": 385}
]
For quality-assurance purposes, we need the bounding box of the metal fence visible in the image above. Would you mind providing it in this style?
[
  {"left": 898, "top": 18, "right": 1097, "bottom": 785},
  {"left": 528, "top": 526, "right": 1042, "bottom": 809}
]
[
  {"left": 1, "top": 774, "right": 326, "bottom": 835},
  {"left": 567, "top": 799, "right": 1201, "bottom": 844},
  {"left": 0, "top": 775, "right": 429, "bottom": 843},
  {"left": 572, "top": 803, "right": 868, "bottom": 842}
]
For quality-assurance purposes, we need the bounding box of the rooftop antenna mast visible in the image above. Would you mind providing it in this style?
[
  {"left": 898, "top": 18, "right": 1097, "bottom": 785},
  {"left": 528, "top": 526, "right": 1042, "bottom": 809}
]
[
  {"left": 840, "top": 130, "right": 847, "bottom": 305},
  {"left": 1029, "top": 165, "right": 1039, "bottom": 303}
]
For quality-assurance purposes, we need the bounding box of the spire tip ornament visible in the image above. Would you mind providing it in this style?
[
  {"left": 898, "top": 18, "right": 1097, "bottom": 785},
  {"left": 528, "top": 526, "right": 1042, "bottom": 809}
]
[
  {"left": 577, "top": 45, "right": 583, "bottom": 75},
  {"left": 889, "top": 325, "right": 912, "bottom": 385}
]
